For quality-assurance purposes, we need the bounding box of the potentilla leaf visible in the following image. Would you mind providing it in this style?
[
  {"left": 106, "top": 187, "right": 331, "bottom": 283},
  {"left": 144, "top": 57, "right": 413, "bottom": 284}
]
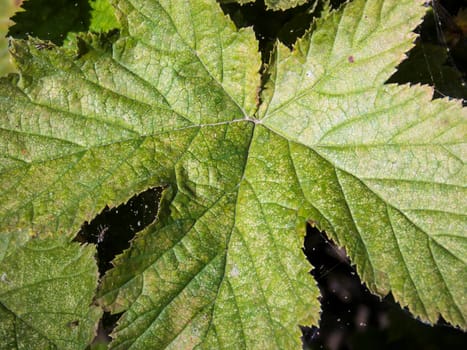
[{"left": 0, "top": 0, "right": 465, "bottom": 349}]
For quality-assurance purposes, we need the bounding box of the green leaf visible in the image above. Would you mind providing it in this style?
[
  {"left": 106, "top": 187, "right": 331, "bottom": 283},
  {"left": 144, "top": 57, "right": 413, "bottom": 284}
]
[
  {"left": 0, "top": 0, "right": 466, "bottom": 349},
  {"left": 0, "top": 0, "right": 17, "bottom": 76},
  {"left": 259, "top": 0, "right": 466, "bottom": 326},
  {"left": 89, "top": 0, "right": 120, "bottom": 32},
  {"left": 0, "top": 236, "right": 101, "bottom": 349},
  {"left": 220, "top": 0, "right": 309, "bottom": 11}
]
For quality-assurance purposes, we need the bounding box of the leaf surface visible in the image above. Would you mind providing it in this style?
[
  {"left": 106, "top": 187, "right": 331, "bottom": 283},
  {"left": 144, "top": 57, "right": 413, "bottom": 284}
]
[
  {"left": 0, "top": 0, "right": 465, "bottom": 349},
  {"left": 0, "top": 236, "right": 101, "bottom": 349},
  {"left": 260, "top": 0, "right": 467, "bottom": 327},
  {"left": 219, "top": 0, "right": 309, "bottom": 11}
]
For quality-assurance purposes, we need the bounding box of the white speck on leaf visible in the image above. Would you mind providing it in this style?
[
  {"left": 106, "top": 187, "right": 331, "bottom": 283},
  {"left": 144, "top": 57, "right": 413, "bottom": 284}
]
[
  {"left": 1, "top": 272, "right": 11, "bottom": 284},
  {"left": 230, "top": 265, "right": 239, "bottom": 278}
]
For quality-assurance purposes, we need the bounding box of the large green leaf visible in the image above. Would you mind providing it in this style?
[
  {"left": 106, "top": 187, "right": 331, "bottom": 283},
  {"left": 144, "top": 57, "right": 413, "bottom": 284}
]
[{"left": 0, "top": 0, "right": 465, "bottom": 349}]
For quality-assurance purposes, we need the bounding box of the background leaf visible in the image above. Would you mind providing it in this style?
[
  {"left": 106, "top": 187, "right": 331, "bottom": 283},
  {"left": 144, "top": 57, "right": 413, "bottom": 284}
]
[
  {"left": 0, "top": 0, "right": 17, "bottom": 76},
  {"left": 8, "top": 0, "right": 92, "bottom": 45},
  {"left": 89, "top": 0, "right": 120, "bottom": 32}
]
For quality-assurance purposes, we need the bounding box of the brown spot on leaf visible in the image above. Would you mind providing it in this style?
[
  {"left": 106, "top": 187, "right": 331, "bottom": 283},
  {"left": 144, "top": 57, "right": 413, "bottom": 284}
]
[{"left": 67, "top": 320, "right": 79, "bottom": 328}]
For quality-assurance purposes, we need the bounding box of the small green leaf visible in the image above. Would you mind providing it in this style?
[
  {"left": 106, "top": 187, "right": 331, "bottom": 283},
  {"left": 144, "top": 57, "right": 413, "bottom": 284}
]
[{"left": 89, "top": 0, "right": 120, "bottom": 32}]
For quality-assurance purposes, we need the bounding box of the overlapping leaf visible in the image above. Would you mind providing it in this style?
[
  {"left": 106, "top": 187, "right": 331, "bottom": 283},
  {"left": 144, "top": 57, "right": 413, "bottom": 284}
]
[{"left": 0, "top": 0, "right": 465, "bottom": 349}]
